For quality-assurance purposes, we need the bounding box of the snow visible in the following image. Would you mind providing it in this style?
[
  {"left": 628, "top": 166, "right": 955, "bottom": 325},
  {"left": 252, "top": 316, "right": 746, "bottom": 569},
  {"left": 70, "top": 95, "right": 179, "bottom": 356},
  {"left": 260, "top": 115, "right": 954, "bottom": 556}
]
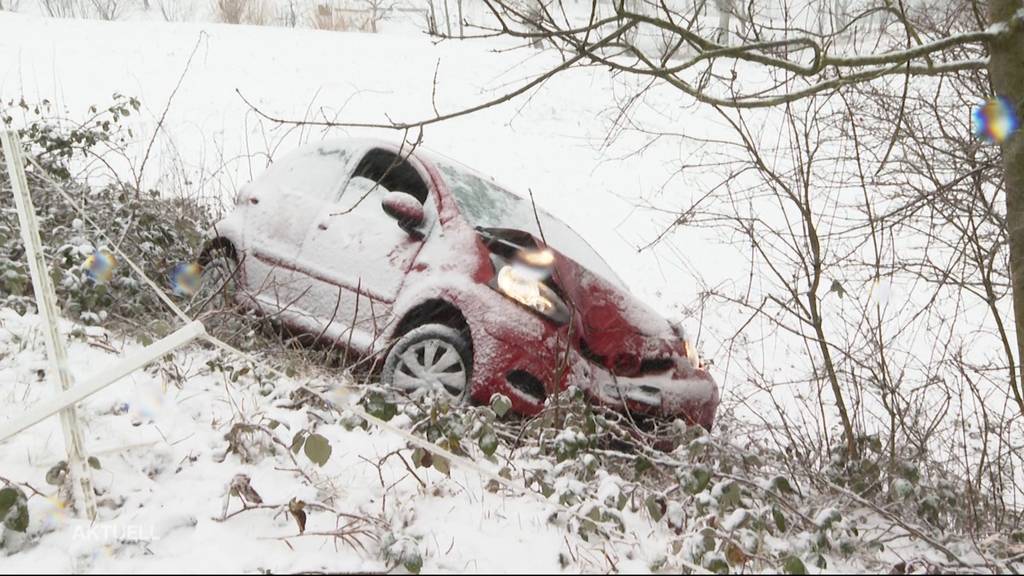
[
  {"left": 0, "top": 311, "right": 599, "bottom": 572},
  {"left": 721, "top": 508, "right": 750, "bottom": 531}
]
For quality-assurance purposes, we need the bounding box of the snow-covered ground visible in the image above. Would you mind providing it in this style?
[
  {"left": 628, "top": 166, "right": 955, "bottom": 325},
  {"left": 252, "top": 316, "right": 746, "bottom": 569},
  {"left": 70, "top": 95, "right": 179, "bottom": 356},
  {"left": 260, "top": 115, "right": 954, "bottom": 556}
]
[{"left": 0, "top": 312, "right": 630, "bottom": 572}]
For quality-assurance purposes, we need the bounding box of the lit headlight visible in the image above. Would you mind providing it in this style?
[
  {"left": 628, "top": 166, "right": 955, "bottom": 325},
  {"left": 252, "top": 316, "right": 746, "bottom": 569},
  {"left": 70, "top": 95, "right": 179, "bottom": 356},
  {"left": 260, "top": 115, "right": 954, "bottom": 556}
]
[
  {"left": 518, "top": 247, "right": 555, "bottom": 268},
  {"left": 494, "top": 261, "right": 570, "bottom": 324},
  {"left": 683, "top": 339, "right": 701, "bottom": 368}
]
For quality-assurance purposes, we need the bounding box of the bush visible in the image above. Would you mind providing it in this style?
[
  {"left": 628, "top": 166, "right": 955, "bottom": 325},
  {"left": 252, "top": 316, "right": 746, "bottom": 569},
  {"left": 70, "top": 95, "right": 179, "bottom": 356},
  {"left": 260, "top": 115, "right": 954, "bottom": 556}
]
[{"left": 0, "top": 96, "right": 213, "bottom": 333}]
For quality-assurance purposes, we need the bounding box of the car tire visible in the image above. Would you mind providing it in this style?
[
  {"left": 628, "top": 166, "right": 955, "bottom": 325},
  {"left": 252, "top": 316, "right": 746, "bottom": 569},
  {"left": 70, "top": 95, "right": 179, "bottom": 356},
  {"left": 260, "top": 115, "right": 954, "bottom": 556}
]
[
  {"left": 382, "top": 324, "right": 473, "bottom": 399},
  {"left": 193, "top": 244, "right": 240, "bottom": 314}
]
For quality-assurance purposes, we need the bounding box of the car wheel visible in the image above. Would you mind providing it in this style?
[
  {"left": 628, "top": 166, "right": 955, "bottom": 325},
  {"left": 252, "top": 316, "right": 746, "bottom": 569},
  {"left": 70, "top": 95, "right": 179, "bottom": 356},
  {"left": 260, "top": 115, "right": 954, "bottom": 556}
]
[
  {"left": 193, "top": 244, "right": 239, "bottom": 313},
  {"left": 382, "top": 324, "right": 472, "bottom": 398}
]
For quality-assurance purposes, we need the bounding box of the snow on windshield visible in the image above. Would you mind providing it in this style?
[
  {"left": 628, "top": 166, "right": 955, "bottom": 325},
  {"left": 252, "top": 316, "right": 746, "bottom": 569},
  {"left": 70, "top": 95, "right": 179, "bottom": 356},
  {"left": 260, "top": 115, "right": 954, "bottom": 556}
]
[{"left": 435, "top": 160, "right": 626, "bottom": 288}]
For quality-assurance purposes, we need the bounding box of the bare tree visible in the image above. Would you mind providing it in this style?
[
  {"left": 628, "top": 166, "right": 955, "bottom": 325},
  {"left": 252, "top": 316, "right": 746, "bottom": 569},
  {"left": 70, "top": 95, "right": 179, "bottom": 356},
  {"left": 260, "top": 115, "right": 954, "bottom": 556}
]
[
  {"left": 991, "top": 0, "right": 1024, "bottom": 422},
  {"left": 714, "top": 0, "right": 731, "bottom": 44},
  {"left": 280, "top": 0, "right": 299, "bottom": 26},
  {"left": 89, "top": 0, "right": 123, "bottom": 20},
  {"left": 364, "top": 0, "right": 395, "bottom": 32},
  {"left": 457, "top": 0, "right": 1023, "bottom": 459},
  {"left": 158, "top": 0, "right": 197, "bottom": 21}
]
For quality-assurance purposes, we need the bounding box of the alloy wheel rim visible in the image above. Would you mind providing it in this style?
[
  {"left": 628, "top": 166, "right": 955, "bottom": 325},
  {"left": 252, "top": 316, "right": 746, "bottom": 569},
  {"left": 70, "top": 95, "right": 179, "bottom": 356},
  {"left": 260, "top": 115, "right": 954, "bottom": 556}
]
[{"left": 392, "top": 338, "right": 467, "bottom": 396}]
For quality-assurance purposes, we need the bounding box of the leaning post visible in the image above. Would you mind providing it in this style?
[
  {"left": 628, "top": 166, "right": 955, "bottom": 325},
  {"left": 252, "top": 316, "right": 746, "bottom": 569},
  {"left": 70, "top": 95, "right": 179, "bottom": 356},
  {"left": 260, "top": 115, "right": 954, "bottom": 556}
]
[{"left": 1, "top": 130, "right": 98, "bottom": 520}]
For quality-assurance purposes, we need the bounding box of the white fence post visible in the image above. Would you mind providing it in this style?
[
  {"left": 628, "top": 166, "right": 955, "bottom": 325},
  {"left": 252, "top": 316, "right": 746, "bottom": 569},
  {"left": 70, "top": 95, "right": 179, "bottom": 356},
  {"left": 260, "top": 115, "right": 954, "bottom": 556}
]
[{"left": 1, "top": 130, "right": 98, "bottom": 520}]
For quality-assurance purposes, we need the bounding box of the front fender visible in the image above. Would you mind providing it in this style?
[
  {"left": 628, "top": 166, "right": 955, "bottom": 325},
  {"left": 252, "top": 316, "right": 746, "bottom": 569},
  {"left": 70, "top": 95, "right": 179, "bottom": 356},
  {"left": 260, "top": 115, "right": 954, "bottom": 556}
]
[{"left": 390, "top": 278, "right": 570, "bottom": 414}]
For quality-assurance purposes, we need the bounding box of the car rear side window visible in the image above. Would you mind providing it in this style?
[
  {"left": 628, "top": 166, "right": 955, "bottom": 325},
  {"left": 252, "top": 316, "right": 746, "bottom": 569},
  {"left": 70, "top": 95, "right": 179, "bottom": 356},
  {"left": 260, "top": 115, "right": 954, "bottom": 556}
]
[{"left": 259, "top": 144, "right": 352, "bottom": 202}]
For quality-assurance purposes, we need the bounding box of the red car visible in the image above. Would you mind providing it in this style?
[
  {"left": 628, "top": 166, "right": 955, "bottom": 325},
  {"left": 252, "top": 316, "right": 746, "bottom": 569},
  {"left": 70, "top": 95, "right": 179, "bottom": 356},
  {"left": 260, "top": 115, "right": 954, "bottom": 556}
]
[{"left": 202, "top": 138, "right": 719, "bottom": 428}]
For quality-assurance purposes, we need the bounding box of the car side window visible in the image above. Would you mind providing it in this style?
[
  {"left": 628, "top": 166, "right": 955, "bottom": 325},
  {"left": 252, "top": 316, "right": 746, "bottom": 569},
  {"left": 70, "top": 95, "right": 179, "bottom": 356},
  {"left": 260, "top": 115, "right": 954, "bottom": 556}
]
[
  {"left": 437, "top": 163, "right": 517, "bottom": 227},
  {"left": 260, "top": 144, "right": 352, "bottom": 203},
  {"left": 342, "top": 148, "right": 430, "bottom": 205}
]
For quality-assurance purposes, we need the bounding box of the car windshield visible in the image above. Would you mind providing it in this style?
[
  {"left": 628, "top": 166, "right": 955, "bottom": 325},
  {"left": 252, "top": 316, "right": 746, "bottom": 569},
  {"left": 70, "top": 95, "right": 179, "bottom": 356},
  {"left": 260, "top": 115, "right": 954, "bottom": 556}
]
[{"left": 435, "top": 160, "right": 625, "bottom": 288}]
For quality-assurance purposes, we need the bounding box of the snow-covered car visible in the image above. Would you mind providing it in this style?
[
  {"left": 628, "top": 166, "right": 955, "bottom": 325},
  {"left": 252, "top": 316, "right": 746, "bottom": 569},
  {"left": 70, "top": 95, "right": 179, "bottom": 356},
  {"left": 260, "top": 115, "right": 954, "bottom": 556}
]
[{"left": 202, "top": 138, "right": 719, "bottom": 428}]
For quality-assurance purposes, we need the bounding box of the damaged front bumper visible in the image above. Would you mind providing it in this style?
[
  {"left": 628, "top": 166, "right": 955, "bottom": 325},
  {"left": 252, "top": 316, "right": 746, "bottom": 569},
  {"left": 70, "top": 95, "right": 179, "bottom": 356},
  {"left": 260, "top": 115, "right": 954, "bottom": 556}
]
[
  {"left": 568, "top": 357, "right": 720, "bottom": 430},
  {"left": 460, "top": 286, "right": 720, "bottom": 429}
]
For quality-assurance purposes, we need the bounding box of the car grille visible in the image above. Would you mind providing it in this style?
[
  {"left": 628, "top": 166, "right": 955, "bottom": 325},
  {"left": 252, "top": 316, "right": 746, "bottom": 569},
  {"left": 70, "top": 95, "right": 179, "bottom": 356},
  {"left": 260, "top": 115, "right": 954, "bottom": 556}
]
[
  {"left": 638, "top": 357, "right": 675, "bottom": 374},
  {"left": 579, "top": 339, "right": 676, "bottom": 376}
]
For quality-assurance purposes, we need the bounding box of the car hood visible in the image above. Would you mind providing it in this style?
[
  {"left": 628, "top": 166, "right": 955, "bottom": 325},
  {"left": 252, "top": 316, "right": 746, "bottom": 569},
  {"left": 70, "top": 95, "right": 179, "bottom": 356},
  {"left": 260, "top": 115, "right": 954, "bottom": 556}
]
[{"left": 472, "top": 226, "right": 683, "bottom": 365}]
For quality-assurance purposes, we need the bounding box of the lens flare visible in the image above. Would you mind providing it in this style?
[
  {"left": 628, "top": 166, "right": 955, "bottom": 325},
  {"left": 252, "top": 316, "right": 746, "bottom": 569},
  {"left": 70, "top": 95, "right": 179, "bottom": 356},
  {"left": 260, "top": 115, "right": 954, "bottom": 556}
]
[
  {"left": 972, "top": 96, "right": 1020, "bottom": 144},
  {"left": 40, "top": 494, "right": 70, "bottom": 530},
  {"left": 512, "top": 247, "right": 555, "bottom": 280},
  {"left": 84, "top": 249, "right": 117, "bottom": 284},
  {"left": 518, "top": 247, "right": 555, "bottom": 268},
  {"left": 128, "top": 380, "right": 168, "bottom": 423},
  {"left": 169, "top": 262, "right": 203, "bottom": 296}
]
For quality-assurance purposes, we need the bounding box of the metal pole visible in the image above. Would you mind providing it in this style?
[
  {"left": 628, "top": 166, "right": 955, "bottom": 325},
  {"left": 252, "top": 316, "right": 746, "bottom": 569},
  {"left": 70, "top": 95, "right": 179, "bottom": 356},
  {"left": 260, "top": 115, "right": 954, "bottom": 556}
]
[{"left": 1, "top": 130, "right": 97, "bottom": 520}]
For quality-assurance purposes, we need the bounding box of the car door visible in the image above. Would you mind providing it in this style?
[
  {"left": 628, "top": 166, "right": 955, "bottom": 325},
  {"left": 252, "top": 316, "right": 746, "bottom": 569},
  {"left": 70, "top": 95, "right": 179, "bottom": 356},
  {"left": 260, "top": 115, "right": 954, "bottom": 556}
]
[
  {"left": 291, "top": 147, "right": 434, "bottom": 350},
  {"left": 239, "top": 142, "right": 355, "bottom": 315}
]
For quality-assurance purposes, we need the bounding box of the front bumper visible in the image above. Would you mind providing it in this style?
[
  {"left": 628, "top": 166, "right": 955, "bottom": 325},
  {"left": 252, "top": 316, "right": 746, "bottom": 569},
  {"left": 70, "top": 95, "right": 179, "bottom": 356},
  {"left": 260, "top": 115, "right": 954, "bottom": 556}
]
[
  {"left": 466, "top": 302, "right": 719, "bottom": 429},
  {"left": 448, "top": 281, "right": 720, "bottom": 429},
  {"left": 571, "top": 359, "right": 720, "bottom": 429}
]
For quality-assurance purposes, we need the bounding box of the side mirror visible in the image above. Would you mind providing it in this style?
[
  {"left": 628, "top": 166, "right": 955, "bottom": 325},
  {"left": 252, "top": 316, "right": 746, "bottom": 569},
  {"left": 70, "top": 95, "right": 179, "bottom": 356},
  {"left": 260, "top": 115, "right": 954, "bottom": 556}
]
[{"left": 381, "top": 191, "right": 425, "bottom": 231}]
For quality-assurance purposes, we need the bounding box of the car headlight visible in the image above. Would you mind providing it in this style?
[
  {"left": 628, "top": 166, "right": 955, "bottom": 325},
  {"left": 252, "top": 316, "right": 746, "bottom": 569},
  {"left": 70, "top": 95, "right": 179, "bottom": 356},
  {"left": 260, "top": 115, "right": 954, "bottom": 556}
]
[
  {"left": 683, "top": 339, "right": 701, "bottom": 368},
  {"left": 493, "top": 256, "right": 570, "bottom": 324}
]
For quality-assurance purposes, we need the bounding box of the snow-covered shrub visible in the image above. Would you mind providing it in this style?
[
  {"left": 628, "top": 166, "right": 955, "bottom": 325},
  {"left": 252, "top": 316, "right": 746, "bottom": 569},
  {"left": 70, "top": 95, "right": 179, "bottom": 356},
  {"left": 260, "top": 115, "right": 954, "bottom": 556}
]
[
  {"left": 380, "top": 532, "right": 423, "bottom": 574},
  {"left": 309, "top": 2, "right": 371, "bottom": 32},
  {"left": 349, "top": 379, "right": 1012, "bottom": 573},
  {"left": 0, "top": 484, "right": 29, "bottom": 552},
  {"left": 0, "top": 96, "right": 214, "bottom": 335}
]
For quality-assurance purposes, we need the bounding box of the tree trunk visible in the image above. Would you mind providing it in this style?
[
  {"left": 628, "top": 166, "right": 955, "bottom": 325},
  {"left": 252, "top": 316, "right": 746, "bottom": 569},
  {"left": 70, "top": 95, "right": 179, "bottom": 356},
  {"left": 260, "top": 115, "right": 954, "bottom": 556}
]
[
  {"left": 444, "top": 0, "right": 451, "bottom": 37},
  {"left": 457, "top": 0, "right": 463, "bottom": 38},
  {"left": 715, "top": 0, "right": 731, "bottom": 44},
  {"left": 989, "top": 0, "right": 1024, "bottom": 416}
]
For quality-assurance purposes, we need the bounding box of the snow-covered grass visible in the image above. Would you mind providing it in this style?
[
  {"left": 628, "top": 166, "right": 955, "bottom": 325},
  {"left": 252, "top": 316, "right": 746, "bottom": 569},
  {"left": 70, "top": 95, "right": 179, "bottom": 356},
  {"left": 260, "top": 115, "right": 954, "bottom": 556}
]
[{"left": 0, "top": 311, "right": 571, "bottom": 572}]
